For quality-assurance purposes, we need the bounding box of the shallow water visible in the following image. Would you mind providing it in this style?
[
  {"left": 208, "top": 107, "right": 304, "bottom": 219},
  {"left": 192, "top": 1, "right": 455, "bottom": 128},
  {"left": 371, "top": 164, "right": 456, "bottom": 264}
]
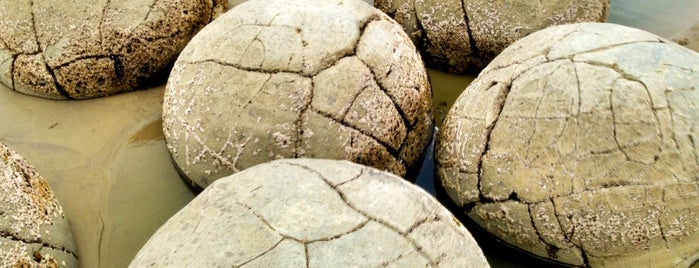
[{"left": 1, "top": 2, "right": 698, "bottom": 267}]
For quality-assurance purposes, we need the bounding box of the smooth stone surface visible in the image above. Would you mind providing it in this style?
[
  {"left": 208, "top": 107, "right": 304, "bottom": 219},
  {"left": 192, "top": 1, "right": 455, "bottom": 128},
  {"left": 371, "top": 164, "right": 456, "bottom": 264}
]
[
  {"left": 0, "top": 0, "right": 226, "bottom": 99},
  {"left": 0, "top": 142, "right": 77, "bottom": 267},
  {"left": 375, "top": 0, "right": 609, "bottom": 73},
  {"left": 163, "top": 0, "right": 434, "bottom": 188},
  {"left": 436, "top": 23, "right": 699, "bottom": 267},
  {"left": 130, "top": 159, "right": 489, "bottom": 267},
  {"left": 0, "top": 84, "right": 196, "bottom": 268}
]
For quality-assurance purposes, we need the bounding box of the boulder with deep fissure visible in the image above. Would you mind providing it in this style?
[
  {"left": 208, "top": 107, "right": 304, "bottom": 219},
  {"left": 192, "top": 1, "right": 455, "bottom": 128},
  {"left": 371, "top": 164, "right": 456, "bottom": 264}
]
[
  {"left": 0, "top": 0, "right": 227, "bottom": 99},
  {"left": 0, "top": 142, "right": 77, "bottom": 267},
  {"left": 436, "top": 23, "right": 699, "bottom": 267},
  {"left": 130, "top": 159, "right": 489, "bottom": 267},
  {"left": 375, "top": 0, "right": 609, "bottom": 72},
  {"left": 163, "top": 0, "right": 433, "bottom": 188}
]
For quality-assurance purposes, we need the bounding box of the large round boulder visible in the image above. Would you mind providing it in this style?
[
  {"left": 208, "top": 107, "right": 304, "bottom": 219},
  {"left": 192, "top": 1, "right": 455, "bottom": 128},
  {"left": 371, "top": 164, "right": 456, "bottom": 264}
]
[
  {"left": 375, "top": 0, "right": 609, "bottom": 72},
  {"left": 436, "top": 23, "right": 699, "bottom": 267},
  {"left": 130, "top": 159, "right": 489, "bottom": 267},
  {"left": 0, "top": 142, "right": 77, "bottom": 267},
  {"left": 163, "top": 0, "right": 434, "bottom": 188},
  {"left": 0, "top": 0, "right": 226, "bottom": 99}
]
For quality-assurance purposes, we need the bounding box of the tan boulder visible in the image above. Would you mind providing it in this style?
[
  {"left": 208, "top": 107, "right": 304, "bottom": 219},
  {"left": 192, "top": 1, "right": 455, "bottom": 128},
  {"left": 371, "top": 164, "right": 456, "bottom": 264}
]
[
  {"left": 131, "top": 159, "right": 489, "bottom": 267},
  {"left": 0, "top": 0, "right": 226, "bottom": 99},
  {"left": 163, "top": 0, "right": 434, "bottom": 188},
  {"left": 437, "top": 23, "right": 699, "bottom": 267},
  {"left": 375, "top": 0, "right": 609, "bottom": 72}
]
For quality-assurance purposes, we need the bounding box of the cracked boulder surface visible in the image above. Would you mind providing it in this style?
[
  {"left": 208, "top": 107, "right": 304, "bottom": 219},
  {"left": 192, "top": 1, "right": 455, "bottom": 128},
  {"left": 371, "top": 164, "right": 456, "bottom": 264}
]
[
  {"left": 436, "top": 23, "right": 699, "bottom": 267},
  {"left": 374, "top": 0, "right": 609, "bottom": 73},
  {"left": 129, "top": 158, "right": 489, "bottom": 267},
  {"left": 0, "top": 0, "right": 227, "bottom": 99},
  {"left": 0, "top": 143, "right": 77, "bottom": 267},
  {"left": 163, "top": 0, "right": 434, "bottom": 189}
]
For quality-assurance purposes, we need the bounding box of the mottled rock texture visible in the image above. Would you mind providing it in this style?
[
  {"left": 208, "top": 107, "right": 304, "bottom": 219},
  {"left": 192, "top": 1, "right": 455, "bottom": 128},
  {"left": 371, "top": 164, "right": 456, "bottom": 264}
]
[
  {"left": 163, "top": 0, "right": 434, "bottom": 188},
  {"left": 436, "top": 23, "right": 699, "bottom": 267},
  {"left": 0, "top": 143, "right": 77, "bottom": 267},
  {"left": 375, "top": 0, "right": 609, "bottom": 73},
  {"left": 0, "top": 0, "right": 226, "bottom": 99},
  {"left": 130, "top": 159, "right": 489, "bottom": 267}
]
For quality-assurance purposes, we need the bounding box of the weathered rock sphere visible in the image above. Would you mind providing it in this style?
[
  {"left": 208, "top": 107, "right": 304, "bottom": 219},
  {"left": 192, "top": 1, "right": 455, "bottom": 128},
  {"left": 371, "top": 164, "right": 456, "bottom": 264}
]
[
  {"left": 163, "top": 0, "right": 433, "bottom": 188},
  {"left": 0, "top": 0, "right": 226, "bottom": 99},
  {"left": 375, "top": 0, "right": 609, "bottom": 72},
  {"left": 436, "top": 23, "right": 699, "bottom": 267},
  {"left": 0, "top": 143, "right": 77, "bottom": 267},
  {"left": 130, "top": 159, "right": 489, "bottom": 267}
]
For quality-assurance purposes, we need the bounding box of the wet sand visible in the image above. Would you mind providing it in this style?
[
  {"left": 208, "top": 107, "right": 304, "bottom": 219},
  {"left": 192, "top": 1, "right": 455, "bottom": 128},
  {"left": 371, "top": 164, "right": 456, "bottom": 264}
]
[
  {"left": 0, "top": 86, "right": 195, "bottom": 267},
  {"left": 1, "top": 4, "right": 698, "bottom": 268}
]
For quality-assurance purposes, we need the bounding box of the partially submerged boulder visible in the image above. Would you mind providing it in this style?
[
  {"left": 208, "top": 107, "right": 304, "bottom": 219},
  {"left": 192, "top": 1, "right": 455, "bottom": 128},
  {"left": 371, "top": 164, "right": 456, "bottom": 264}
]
[
  {"left": 130, "top": 159, "right": 489, "bottom": 267},
  {"left": 375, "top": 0, "right": 609, "bottom": 72},
  {"left": 0, "top": 0, "right": 227, "bottom": 99},
  {"left": 436, "top": 23, "right": 699, "bottom": 267},
  {"left": 0, "top": 142, "right": 77, "bottom": 267},
  {"left": 163, "top": 0, "right": 433, "bottom": 188}
]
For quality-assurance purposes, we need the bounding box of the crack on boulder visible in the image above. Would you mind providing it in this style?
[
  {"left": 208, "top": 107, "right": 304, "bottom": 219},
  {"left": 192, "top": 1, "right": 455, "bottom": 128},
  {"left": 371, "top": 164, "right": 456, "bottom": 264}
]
[
  {"left": 99, "top": 0, "right": 111, "bottom": 49},
  {"left": 552, "top": 40, "right": 663, "bottom": 61},
  {"left": 527, "top": 204, "right": 562, "bottom": 260},
  {"left": 411, "top": 4, "right": 430, "bottom": 57},
  {"left": 579, "top": 247, "right": 591, "bottom": 267},
  {"left": 9, "top": 57, "right": 17, "bottom": 90},
  {"left": 42, "top": 59, "right": 72, "bottom": 99},
  {"left": 460, "top": 0, "right": 480, "bottom": 62},
  {"left": 404, "top": 213, "right": 438, "bottom": 235},
  {"left": 355, "top": 57, "right": 412, "bottom": 152},
  {"left": 28, "top": 0, "right": 42, "bottom": 51},
  {"left": 0, "top": 230, "right": 77, "bottom": 259},
  {"left": 304, "top": 244, "right": 310, "bottom": 268},
  {"left": 309, "top": 108, "right": 404, "bottom": 167},
  {"left": 295, "top": 78, "right": 314, "bottom": 158},
  {"left": 608, "top": 84, "right": 632, "bottom": 161},
  {"left": 184, "top": 59, "right": 311, "bottom": 78},
  {"left": 288, "top": 163, "right": 437, "bottom": 266},
  {"left": 474, "top": 81, "right": 512, "bottom": 204},
  {"left": 305, "top": 220, "right": 371, "bottom": 243},
  {"left": 235, "top": 200, "right": 280, "bottom": 234},
  {"left": 234, "top": 238, "right": 285, "bottom": 267}
]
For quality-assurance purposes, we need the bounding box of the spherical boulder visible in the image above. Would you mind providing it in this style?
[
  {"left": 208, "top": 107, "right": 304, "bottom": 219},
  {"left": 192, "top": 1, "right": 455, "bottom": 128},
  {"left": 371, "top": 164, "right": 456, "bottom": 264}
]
[
  {"left": 375, "top": 0, "right": 609, "bottom": 72},
  {"left": 436, "top": 23, "right": 699, "bottom": 267},
  {"left": 0, "top": 0, "right": 227, "bottom": 99},
  {"left": 163, "top": 0, "right": 433, "bottom": 188},
  {"left": 0, "top": 143, "right": 77, "bottom": 267},
  {"left": 130, "top": 158, "right": 489, "bottom": 267}
]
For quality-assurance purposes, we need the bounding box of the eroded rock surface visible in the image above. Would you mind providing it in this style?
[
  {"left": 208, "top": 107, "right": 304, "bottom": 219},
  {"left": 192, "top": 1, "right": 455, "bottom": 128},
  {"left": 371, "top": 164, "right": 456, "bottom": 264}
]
[
  {"left": 163, "top": 0, "right": 433, "bottom": 188},
  {"left": 130, "top": 159, "right": 489, "bottom": 267},
  {"left": 0, "top": 143, "right": 77, "bottom": 267},
  {"left": 436, "top": 23, "right": 699, "bottom": 267},
  {"left": 0, "top": 0, "right": 226, "bottom": 99},
  {"left": 375, "top": 0, "right": 609, "bottom": 72}
]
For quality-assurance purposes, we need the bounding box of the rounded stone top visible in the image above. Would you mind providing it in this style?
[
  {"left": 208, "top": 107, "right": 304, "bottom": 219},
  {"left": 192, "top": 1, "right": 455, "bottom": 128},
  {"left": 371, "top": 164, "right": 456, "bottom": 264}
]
[
  {"left": 0, "top": 143, "right": 77, "bottom": 267},
  {"left": 130, "top": 158, "right": 489, "bottom": 267},
  {"left": 163, "top": 0, "right": 433, "bottom": 188},
  {"left": 436, "top": 23, "right": 699, "bottom": 267},
  {"left": 0, "top": 0, "right": 227, "bottom": 99},
  {"left": 375, "top": 0, "right": 609, "bottom": 72}
]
